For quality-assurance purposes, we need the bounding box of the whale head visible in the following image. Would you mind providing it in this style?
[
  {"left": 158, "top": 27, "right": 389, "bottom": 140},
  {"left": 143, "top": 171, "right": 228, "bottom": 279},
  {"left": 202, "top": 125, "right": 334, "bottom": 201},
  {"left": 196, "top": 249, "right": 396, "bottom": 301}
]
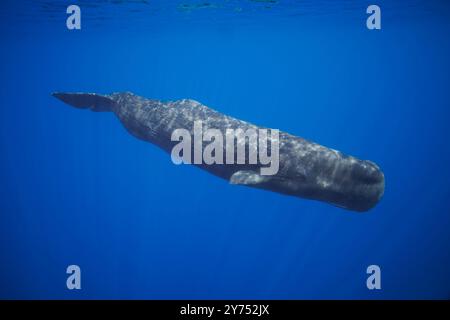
[{"left": 300, "top": 154, "right": 385, "bottom": 212}]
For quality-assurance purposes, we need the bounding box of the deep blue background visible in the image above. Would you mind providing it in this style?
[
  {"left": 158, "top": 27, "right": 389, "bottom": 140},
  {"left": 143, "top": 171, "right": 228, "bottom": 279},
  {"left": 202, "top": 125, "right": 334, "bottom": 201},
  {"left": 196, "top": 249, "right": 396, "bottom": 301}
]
[{"left": 0, "top": 0, "right": 449, "bottom": 299}]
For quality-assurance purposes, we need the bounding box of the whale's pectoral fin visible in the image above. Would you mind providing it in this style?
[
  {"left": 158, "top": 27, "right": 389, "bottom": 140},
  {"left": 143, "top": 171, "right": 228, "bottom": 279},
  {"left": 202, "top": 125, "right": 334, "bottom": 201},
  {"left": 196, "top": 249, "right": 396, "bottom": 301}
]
[
  {"left": 229, "top": 170, "right": 272, "bottom": 186},
  {"left": 230, "top": 170, "right": 304, "bottom": 195},
  {"left": 52, "top": 92, "right": 116, "bottom": 112}
]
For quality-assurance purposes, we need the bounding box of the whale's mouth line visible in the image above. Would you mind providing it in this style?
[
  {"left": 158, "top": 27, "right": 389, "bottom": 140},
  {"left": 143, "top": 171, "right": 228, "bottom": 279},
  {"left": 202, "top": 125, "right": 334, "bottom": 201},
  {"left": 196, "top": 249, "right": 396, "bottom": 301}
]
[{"left": 330, "top": 177, "right": 385, "bottom": 212}]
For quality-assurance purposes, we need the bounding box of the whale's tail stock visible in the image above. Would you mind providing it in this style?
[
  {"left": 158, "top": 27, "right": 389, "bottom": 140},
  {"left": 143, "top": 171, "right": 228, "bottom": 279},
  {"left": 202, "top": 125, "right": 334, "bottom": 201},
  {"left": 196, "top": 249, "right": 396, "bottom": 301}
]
[{"left": 52, "top": 92, "right": 116, "bottom": 112}]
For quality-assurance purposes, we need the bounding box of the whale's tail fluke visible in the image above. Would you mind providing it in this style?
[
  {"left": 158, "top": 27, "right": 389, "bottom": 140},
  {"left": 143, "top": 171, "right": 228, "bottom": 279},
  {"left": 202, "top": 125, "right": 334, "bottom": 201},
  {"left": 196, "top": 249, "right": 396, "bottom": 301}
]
[{"left": 52, "top": 92, "right": 116, "bottom": 112}]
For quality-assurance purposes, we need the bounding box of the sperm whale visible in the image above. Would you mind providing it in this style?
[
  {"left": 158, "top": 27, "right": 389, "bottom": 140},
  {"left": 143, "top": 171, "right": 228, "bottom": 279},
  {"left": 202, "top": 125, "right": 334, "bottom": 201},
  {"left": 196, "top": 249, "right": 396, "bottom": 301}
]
[{"left": 52, "top": 91, "right": 385, "bottom": 212}]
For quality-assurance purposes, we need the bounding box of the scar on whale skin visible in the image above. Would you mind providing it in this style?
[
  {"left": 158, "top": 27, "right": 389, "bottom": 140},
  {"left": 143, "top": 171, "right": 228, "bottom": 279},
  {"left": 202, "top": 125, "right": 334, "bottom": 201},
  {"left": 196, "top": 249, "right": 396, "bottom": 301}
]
[{"left": 52, "top": 91, "right": 385, "bottom": 212}]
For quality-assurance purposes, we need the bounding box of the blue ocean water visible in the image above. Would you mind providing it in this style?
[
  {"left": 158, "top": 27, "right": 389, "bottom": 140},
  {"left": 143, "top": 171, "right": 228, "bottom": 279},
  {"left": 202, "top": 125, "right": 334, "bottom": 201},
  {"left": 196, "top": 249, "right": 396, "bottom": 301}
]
[{"left": 0, "top": 0, "right": 449, "bottom": 299}]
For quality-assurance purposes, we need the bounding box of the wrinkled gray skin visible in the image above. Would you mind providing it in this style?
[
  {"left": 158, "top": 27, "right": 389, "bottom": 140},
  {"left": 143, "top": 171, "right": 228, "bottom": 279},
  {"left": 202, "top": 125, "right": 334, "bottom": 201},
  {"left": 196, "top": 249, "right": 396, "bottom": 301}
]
[{"left": 52, "top": 92, "right": 385, "bottom": 212}]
